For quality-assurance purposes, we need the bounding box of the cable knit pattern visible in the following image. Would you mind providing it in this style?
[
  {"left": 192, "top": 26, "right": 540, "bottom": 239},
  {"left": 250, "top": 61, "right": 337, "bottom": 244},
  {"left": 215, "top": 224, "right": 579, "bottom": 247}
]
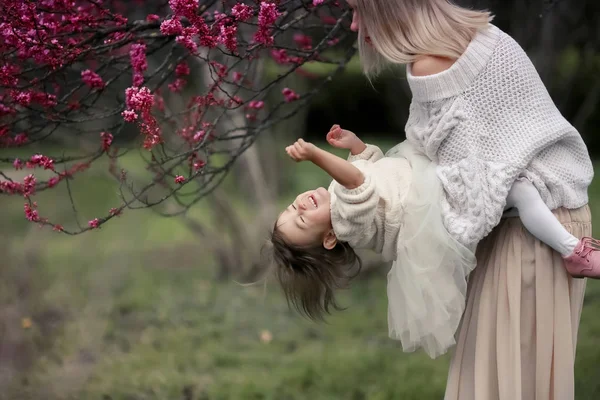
[
  {"left": 328, "top": 147, "right": 412, "bottom": 262},
  {"left": 405, "top": 24, "right": 594, "bottom": 248}
]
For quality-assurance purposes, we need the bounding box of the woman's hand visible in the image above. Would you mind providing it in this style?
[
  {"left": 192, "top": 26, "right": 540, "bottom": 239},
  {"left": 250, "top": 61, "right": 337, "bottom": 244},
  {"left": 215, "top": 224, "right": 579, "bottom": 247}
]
[
  {"left": 326, "top": 124, "right": 366, "bottom": 155},
  {"left": 286, "top": 138, "right": 317, "bottom": 162}
]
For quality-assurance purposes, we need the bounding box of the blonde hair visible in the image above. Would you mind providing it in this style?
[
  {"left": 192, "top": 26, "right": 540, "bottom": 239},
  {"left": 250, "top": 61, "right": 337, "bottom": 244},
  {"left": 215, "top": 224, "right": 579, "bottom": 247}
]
[{"left": 355, "top": 0, "right": 494, "bottom": 76}]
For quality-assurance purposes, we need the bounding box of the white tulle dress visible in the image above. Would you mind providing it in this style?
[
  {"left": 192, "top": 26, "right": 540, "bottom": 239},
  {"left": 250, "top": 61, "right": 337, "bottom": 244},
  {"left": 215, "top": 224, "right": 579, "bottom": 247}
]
[{"left": 329, "top": 141, "right": 476, "bottom": 358}]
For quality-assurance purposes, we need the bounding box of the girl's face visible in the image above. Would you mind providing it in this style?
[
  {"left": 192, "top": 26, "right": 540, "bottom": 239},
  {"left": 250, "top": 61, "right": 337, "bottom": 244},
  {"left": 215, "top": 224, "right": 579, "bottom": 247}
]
[{"left": 277, "top": 187, "right": 334, "bottom": 248}]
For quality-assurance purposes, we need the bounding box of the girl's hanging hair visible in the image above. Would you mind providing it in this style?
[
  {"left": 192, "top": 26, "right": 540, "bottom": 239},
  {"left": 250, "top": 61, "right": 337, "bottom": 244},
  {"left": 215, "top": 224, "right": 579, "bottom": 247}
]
[{"left": 269, "top": 223, "right": 362, "bottom": 321}]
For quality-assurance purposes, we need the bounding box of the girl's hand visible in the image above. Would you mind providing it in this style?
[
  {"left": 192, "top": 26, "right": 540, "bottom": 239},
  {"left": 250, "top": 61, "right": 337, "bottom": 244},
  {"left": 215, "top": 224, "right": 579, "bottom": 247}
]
[
  {"left": 286, "top": 138, "right": 317, "bottom": 162},
  {"left": 326, "top": 125, "right": 365, "bottom": 154}
]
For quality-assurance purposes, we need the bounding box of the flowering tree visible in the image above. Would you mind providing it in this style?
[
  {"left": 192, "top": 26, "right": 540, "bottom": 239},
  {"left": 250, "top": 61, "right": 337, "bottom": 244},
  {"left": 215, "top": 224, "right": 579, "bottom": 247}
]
[{"left": 0, "top": 0, "right": 355, "bottom": 234}]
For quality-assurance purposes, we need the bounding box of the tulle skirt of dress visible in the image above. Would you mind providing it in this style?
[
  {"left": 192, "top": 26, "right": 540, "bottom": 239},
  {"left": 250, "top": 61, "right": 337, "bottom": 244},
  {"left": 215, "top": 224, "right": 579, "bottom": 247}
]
[{"left": 385, "top": 141, "right": 477, "bottom": 359}]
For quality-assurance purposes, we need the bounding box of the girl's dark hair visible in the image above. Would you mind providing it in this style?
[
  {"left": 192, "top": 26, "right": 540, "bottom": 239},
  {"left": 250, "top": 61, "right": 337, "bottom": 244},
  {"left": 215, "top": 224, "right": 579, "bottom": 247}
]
[{"left": 270, "top": 223, "right": 362, "bottom": 321}]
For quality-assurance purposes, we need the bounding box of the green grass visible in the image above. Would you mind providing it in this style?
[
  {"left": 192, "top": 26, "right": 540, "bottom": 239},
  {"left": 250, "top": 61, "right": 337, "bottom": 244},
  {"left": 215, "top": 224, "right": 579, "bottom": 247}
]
[{"left": 1, "top": 140, "right": 599, "bottom": 400}]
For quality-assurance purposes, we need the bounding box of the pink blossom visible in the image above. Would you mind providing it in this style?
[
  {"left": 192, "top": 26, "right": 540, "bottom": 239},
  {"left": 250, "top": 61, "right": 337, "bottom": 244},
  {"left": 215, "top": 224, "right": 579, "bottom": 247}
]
[
  {"left": 253, "top": 2, "right": 281, "bottom": 46},
  {"left": 258, "top": 2, "right": 280, "bottom": 26},
  {"left": 168, "top": 78, "right": 187, "bottom": 92},
  {"left": 219, "top": 24, "right": 238, "bottom": 53},
  {"left": 193, "top": 130, "right": 205, "bottom": 141},
  {"left": 53, "top": 224, "right": 64, "bottom": 232},
  {"left": 130, "top": 43, "right": 147, "bottom": 87},
  {"left": 160, "top": 18, "right": 183, "bottom": 35},
  {"left": 312, "top": 0, "right": 325, "bottom": 5},
  {"left": 14, "top": 133, "right": 28, "bottom": 146},
  {"left": 22, "top": 174, "right": 36, "bottom": 197},
  {"left": 122, "top": 109, "right": 138, "bottom": 122},
  {"left": 14, "top": 91, "right": 32, "bottom": 106},
  {"left": 28, "top": 154, "right": 54, "bottom": 170},
  {"left": 169, "top": 0, "right": 199, "bottom": 19},
  {"left": 146, "top": 14, "right": 160, "bottom": 22},
  {"left": 232, "top": 4, "right": 253, "bottom": 22},
  {"left": 232, "top": 71, "right": 243, "bottom": 82},
  {"left": 248, "top": 100, "right": 264, "bottom": 109},
  {"left": 176, "top": 26, "right": 200, "bottom": 53},
  {"left": 47, "top": 176, "right": 60, "bottom": 188},
  {"left": 175, "top": 62, "right": 190, "bottom": 76},
  {"left": 282, "top": 88, "right": 300, "bottom": 102},
  {"left": 130, "top": 44, "right": 147, "bottom": 72},
  {"left": 13, "top": 158, "right": 23, "bottom": 170},
  {"left": 109, "top": 207, "right": 122, "bottom": 217},
  {"left": 293, "top": 33, "right": 312, "bottom": 50},
  {"left": 195, "top": 19, "right": 217, "bottom": 48},
  {"left": 101, "top": 131, "right": 113, "bottom": 151},
  {"left": 175, "top": 175, "right": 185, "bottom": 184},
  {"left": 193, "top": 160, "right": 206, "bottom": 170},
  {"left": 88, "top": 218, "right": 100, "bottom": 229},
  {"left": 24, "top": 203, "right": 39, "bottom": 222},
  {"left": 210, "top": 61, "right": 228, "bottom": 78},
  {"left": 0, "top": 180, "right": 21, "bottom": 195},
  {"left": 125, "top": 86, "right": 154, "bottom": 112},
  {"left": 81, "top": 69, "right": 105, "bottom": 89},
  {"left": 271, "top": 49, "right": 289, "bottom": 64}
]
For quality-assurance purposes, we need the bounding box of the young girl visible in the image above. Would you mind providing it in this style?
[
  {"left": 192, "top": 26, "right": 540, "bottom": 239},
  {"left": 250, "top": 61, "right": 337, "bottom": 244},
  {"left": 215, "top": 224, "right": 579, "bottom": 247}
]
[{"left": 270, "top": 125, "right": 599, "bottom": 359}]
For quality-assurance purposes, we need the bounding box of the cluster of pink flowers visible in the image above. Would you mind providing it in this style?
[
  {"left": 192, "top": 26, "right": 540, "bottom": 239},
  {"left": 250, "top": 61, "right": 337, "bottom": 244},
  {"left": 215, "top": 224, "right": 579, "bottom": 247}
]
[
  {"left": 81, "top": 70, "right": 105, "bottom": 89},
  {"left": 130, "top": 44, "right": 148, "bottom": 87},
  {"left": 219, "top": 24, "right": 238, "bottom": 53},
  {"left": 24, "top": 202, "right": 39, "bottom": 222},
  {"left": 10, "top": 90, "right": 57, "bottom": 108},
  {"left": 0, "top": 129, "right": 27, "bottom": 147},
  {"left": 175, "top": 175, "right": 185, "bottom": 184},
  {"left": 22, "top": 174, "right": 37, "bottom": 197},
  {"left": 124, "top": 87, "right": 154, "bottom": 118},
  {"left": 231, "top": 4, "right": 253, "bottom": 21},
  {"left": 160, "top": 18, "right": 184, "bottom": 36},
  {"left": 169, "top": 62, "right": 191, "bottom": 93},
  {"left": 254, "top": 2, "right": 281, "bottom": 46},
  {"left": 122, "top": 86, "right": 162, "bottom": 149},
  {"left": 101, "top": 132, "right": 113, "bottom": 151},
  {"left": 293, "top": 34, "right": 313, "bottom": 50},
  {"left": 271, "top": 49, "right": 303, "bottom": 65},
  {"left": 13, "top": 154, "right": 55, "bottom": 171},
  {"left": 282, "top": 88, "right": 300, "bottom": 102},
  {"left": 247, "top": 100, "right": 265, "bottom": 110},
  {"left": 168, "top": 0, "right": 199, "bottom": 20},
  {"left": 0, "top": 0, "right": 346, "bottom": 232}
]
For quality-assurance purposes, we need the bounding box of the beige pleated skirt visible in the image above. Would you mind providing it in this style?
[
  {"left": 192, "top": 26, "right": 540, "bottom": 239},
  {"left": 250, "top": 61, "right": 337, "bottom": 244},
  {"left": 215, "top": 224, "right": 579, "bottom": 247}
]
[{"left": 444, "top": 206, "right": 591, "bottom": 400}]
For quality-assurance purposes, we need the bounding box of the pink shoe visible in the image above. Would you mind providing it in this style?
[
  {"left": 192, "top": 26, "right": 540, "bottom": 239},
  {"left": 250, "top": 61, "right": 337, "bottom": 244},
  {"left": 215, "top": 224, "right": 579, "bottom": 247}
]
[{"left": 563, "top": 237, "right": 600, "bottom": 279}]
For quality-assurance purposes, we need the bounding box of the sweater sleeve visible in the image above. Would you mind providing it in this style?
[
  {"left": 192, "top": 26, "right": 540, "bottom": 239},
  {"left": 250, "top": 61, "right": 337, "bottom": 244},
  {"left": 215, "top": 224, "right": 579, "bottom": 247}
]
[
  {"left": 346, "top": 143, "right": 384, "bottom": 163},
  {"left": 330, "top": 160, "right": 381, "bottom": 249}
]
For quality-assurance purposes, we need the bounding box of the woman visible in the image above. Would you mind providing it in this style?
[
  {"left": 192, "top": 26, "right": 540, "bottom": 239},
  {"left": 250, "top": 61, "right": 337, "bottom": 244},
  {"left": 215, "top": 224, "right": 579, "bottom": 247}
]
[{"left": 347, "top": 0, "right": 594, "bottom": 399}]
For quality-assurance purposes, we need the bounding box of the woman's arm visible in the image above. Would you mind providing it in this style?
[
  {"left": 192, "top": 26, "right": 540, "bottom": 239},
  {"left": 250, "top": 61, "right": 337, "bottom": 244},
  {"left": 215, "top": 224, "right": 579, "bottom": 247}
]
[{"left": 285, "top": 139, "right": 365, "bottom": 189}]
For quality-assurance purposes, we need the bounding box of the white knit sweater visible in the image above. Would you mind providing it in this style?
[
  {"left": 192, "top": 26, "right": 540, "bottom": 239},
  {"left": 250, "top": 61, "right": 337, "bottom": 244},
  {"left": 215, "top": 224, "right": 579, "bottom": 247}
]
[
  {"left": 328, "top": 144, "right": 412, "bottom": 262},
  {"left": 405, "top": 24, "right": 594, "bottom": 248}
]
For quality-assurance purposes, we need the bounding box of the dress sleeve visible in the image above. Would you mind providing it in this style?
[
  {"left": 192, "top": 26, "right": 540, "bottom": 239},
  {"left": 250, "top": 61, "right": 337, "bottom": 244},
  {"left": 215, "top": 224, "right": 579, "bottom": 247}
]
[{"left": 330, "top": 160, "right": 380, "bottom": 249}]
